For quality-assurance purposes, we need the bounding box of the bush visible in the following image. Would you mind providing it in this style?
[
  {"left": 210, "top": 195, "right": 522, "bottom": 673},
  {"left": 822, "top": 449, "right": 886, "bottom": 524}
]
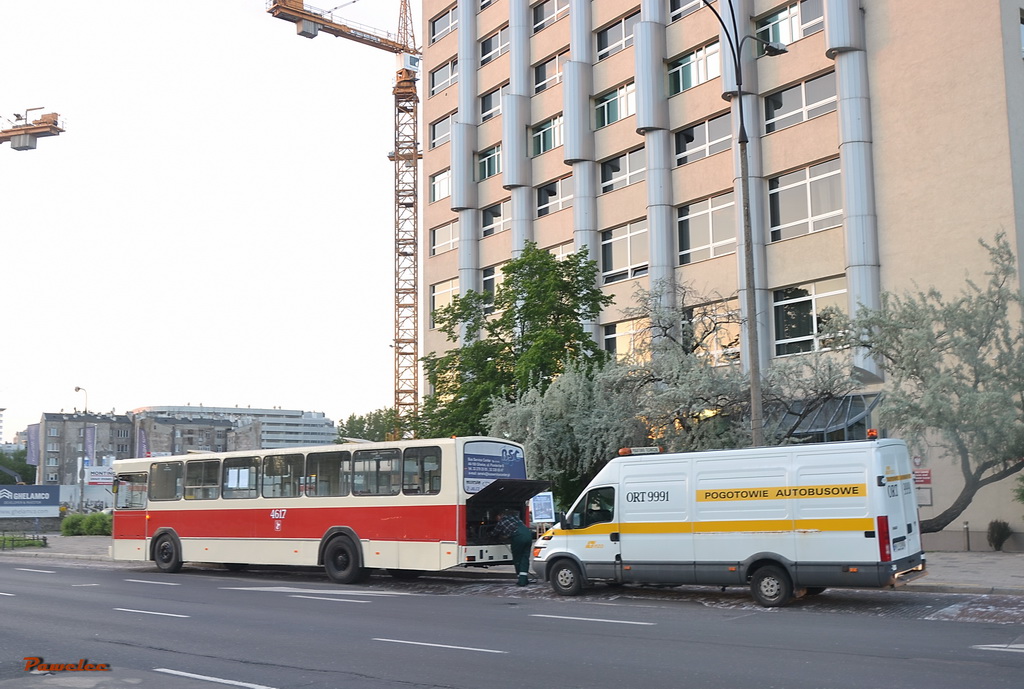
[
  {"left": 987, "top": 519, "right": 1013, "bottom": 551},
  {"left": 84, "top": 512, "right": 112, "bottom": 536},
  {"left": 60, "top": 513, "right": 86, "bottom": 536}
]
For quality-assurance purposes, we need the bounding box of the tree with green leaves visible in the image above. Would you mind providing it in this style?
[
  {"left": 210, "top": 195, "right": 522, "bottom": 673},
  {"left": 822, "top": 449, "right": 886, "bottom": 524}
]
[
  {"left": 335, "top": 408, "right": 405, "bottom": 443},
  {"left": 487, "top": 281, "right": 861, "bottom": 505},
  {"left": 418, "top": 241, "right": 612, "bottom": 438},
  {"left": 835, "top": 234, "right": 1024, "bottom": 533},
  {"left": 0, "top": 449, "right": 34, "bottom": 484}
]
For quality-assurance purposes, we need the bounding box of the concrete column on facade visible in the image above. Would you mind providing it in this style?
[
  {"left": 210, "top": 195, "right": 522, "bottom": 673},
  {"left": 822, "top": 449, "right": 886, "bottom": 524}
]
[
  {"left": 504, "top": 0, "right": 533, "bottom": 256},
  {"left": 636, "top": 0, "right": 675, "bottom": 311},
  {"left": 453, "top": 0, "right": 480, "bottom": 299},
  {"left": 721, "top": 0, "right": 771, "bottom": 378},
  {"left": 825, "top": 0, "right": 882, "bottom": 381},
  {"left": 565, "top": 0, "right": 600, "bottom": 341}
]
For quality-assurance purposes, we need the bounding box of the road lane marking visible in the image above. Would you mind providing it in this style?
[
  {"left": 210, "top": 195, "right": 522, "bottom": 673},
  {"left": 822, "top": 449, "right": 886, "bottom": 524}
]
[
  {"left": 0, "top": 592, "right": 14, "bottom": 597},
  {"left": 124, "top": 578, "right": 181, "bottom": 586},
  {"left": 530, "top": 614, "right": 655, "bottom": 626},
  {"left": 972, "top": 644, "right": 1024, "bottom": 654},
  {"left": 72, "top": 584, "right": 100, "bottom": 587},
  {"left": 290, "top": 595, "right": 371, "bottom": 603},
  {"left": 154, "top": 668, "right": 277, "bottom": 689},
  {"left": 220, "top": 586, "right": 414, "bottom": 597},
  {"left": 374, "top": 638, "right": 507, "bottom": 654},
  {"left": 115, "top": 608, "right": 190, "bottom": 618},
  {"left": 15, "top": 568, "right": 55, "bottom": 574}
]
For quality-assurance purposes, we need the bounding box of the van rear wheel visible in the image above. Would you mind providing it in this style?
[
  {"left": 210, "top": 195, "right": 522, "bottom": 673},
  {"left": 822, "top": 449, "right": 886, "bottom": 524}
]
[
  {"left": 550, "top": 560, "right": 583, "bottom": 596},
  {"left": 750, "top": 565, "right": 793, "bottom": 607}
]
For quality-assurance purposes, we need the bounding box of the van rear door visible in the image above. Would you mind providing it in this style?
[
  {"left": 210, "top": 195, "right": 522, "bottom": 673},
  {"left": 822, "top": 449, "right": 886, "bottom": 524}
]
[{"left": 877, "top": 441, "right": 920, "bottom": 560}]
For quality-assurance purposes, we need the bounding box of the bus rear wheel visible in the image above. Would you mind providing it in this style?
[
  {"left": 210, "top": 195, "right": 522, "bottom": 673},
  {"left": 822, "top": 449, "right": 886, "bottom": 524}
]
[
  {"left": 323, "top": 536, "right": 367, "bottom": 584},
  {"left": 153, "top": 534, "right": 182, "bottom": 573}
]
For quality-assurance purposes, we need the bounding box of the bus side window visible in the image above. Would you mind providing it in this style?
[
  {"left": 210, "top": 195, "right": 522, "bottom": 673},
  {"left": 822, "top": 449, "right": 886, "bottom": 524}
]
[
  {"left": 149, "top": 462, "right": 183, "bottom": 501},
  {"left": 403, "top": 446, "right": 442, "bottom": 495},
  {"left": 222, "top": 456, "right": 260, "bottom": 499},
  {"left": 353, "top": 448, "right": 401, "bottom": 496},
  {"left": 263, "top": 454, "right": 303, "bottom": 498},
  {"left": 305, "top": 450, "right": 351, "bottom": 497},
  {"left": 185, "top": 459, "right": 220, "bottom": 500}
]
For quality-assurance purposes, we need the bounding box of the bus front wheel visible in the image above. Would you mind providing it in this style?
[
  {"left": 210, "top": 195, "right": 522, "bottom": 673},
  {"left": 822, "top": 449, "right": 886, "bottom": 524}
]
[
  {"left": 153, "top": 534, "right": 182, "bottom": 573},
  {"left": 323, "top": 536, "right": 367, "bottom": 584}
]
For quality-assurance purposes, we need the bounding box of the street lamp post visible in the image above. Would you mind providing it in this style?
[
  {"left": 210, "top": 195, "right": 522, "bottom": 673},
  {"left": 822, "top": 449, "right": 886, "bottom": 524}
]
[
  {"left": 700, "top": 1, "right": 786, "bottom": 447},
  {"left": 74, "top": 386, "right": 88, "bottom": 513}
]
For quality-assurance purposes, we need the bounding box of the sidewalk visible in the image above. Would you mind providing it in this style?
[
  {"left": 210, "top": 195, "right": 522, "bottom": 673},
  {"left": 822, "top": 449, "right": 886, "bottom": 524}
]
[{"left": 3, "top": 535, "right": 1024, "bottom": 595}]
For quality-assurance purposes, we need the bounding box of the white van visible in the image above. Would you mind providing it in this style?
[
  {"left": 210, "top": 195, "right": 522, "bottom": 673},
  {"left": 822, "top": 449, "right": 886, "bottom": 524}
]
[{"left": 532, "top": 439, "right": 926, "bottom": 606}]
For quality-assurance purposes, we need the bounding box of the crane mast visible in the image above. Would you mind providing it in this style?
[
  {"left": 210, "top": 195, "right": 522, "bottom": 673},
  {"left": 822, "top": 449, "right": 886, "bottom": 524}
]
[{"left": 268, "top": 1, "right": 421, "bottom": 431}]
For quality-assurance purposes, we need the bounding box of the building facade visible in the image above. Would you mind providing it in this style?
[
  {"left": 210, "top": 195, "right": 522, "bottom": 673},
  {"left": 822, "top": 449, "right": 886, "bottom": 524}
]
[
  {"left": 129, "top": 406, "right": 337, "bottom": 450},
  {"left": 421, "top": 0, "right": 1024, "bottom": 547},
  {"left": 31, "top": 412, "right": 134, "bottom": 487}
]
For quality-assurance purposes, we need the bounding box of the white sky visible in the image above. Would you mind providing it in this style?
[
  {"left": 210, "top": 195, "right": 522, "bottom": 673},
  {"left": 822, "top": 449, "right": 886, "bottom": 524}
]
[{"left": 1, "top": 0, "right": 421, "bottom": 441}]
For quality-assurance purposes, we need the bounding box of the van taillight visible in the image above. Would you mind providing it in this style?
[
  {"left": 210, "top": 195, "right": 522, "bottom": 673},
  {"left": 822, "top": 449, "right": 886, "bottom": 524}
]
[{"left": 877, "top": 515, "right": 892, "bottom": 562}]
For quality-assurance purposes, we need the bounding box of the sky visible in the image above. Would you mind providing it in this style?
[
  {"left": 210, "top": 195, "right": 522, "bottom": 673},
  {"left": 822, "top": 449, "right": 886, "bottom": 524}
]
[{"left": 1, "top": 0, "right": 422, "bottom": 442}]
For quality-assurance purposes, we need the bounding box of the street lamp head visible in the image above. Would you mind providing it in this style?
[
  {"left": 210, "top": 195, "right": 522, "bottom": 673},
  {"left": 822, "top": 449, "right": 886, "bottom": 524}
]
[
  {"left": 74, "top": 386, "right": 84, "bottom": 393},
  {"left": 763, "top": 41, "right": 788, "bottom": 57}
]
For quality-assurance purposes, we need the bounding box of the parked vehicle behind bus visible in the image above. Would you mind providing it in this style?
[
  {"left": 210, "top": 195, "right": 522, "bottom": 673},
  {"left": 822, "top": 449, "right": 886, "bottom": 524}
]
[
  {"left": 111, "top": 437, "right": 548, "bottom": 582},
  {"left": 532, "top": 439, "right": 926, "bottom": 606}
]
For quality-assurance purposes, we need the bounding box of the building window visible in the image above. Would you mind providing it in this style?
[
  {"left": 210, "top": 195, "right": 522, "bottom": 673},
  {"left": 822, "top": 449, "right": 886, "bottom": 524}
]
[
  {"left": 481, "top": 200, "right": 511, "bottom": 237},
  {"left": 597, "top": 12, "right": 640, "bottom": 61},
  {"left": 773, "top": 277, "right": 846, "bottom": 355},
  {"left": 429, "top": 113, "right": 453, "bottom": 149},
  {"left": 477, "top": 144, "right": 502, "bottom": 180},
  {"left": 429, "top": 59, "right": 458, "bottom": 96},
  {"left": 430, "top": 278, "right": 459, "bottom": 328},
  {"left": 482, "top": 264, "right": 506, "bottom": 310},
  {"left": 675, "top": 112, "right": 732, "bottom": 165},
  {"left": 46, "top": 442, "right": 59, "bottom": 452},
  {"left": 117, "top": 444, "right": 129, "bottom": 453},
  {"left": 764, "top": 72, "right": 836, "bottom": 133},
  {"left": 46, "top": 472, "right": 58, "bottom": 483},
  {"left": 534, "top": 51, "right": 568, "bottom": 93},
  {"left": 531, "top": 115, "right": 563, "bottom": 156},
  {"left": 603, "top": 319, "right": 644, "bottom": 360},
  {"left": 47, "top": 427, "right": 59, "bottom": 437},
  {"left": 595, "top": 82, "right": 636, "bottom": 128},
  {"left": 46, "top": 457, "right": 58, "bottom": 466},
  {"left": 537, "top": 176, "right": 573, "bottom": 216},
  {"left": 480, "top": 84, "right": 507, "bottom": 121},
  {"left": 688, "top": 299, "right": 742, "bottom": 366},
  {"left": 430, "top": 169, "right": 451, "bottom": 203},
  {"left": 480, "top": 26, "right": 510, "bottom": 65},
  {"left": 756, "top": 0, "right": 824, "bottom": 53},
  {"left": 429, "top": 6, "right": 458, "bottom": 44},
  {"left": 533, "top": 0, "right": 569, "bottom": 33},
  {"left": 769, "top": 158, "right": 842, "bottom": 241},
  {"left": 668, "top": 42, "right": 721, "bottom": 95},
  {"left": 678, "top": 191, "right": 736, "bottom": 264},
  {"left": 548, "top": 241, "right": 575, "bottom": 260},
  {"left": 430, "top": 220, "right": 459, "bottom": 255},
  {"left": 670, "top": 0, "right": 704, "bottom": 23},
  {"left": 601, "top": 220, "right": 649, "bottom": 284},
  {"left": 600, "top": 148, "right": 646, "bottom": 193}
]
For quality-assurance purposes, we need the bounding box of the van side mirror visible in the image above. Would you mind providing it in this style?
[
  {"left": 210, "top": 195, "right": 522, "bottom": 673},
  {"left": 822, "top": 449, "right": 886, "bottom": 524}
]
[{"left": 555, "top": 511, "right": 568, "bottom": 530}]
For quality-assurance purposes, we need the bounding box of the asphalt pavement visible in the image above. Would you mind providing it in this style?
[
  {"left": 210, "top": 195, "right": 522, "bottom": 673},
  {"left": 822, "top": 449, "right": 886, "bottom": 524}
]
[{"left": 2, "top": 534, "right": 1023, "bottom": 595}]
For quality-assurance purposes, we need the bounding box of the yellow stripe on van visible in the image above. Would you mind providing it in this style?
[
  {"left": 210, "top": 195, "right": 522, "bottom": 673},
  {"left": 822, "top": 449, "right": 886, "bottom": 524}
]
[
  {"left": 696, "top": 483, "right": 866, "bottom": 502},
  {"left": 550, "top": 517, "right": 874, "bottom": 537}
]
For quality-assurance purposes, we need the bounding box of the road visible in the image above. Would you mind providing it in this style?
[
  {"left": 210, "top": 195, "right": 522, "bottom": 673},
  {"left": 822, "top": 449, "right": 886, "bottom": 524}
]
[{"left": 1, "top": 559, "right": 1023, "bottom": 689}]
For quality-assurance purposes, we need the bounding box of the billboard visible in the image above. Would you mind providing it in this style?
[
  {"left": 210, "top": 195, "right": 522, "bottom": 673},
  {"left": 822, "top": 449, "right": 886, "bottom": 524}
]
[{"left": 0, "top": 485, "right": 60, "bottom": 518}]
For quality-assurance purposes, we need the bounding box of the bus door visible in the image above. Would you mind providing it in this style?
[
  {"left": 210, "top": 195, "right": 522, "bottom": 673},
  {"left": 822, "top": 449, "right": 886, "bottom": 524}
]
[
  {"left": 113, "top": 473, "right": 149, "bottom": 540},
  {"left": 564, "top": 486, "right": 619, "bottom": 581}
]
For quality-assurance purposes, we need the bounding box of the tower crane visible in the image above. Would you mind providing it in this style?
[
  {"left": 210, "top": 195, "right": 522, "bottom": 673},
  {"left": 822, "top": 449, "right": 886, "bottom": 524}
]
[
  {"left": 268, "top": 0, "right": 421, "bottom": 431},
  {"left": 0, "top": 109, "right": 64, "bottom": 150}
]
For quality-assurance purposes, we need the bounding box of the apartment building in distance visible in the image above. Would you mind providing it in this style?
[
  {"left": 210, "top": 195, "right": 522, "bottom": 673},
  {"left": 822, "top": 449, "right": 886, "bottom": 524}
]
[{"left": 421, "top": 0, "right": 1024, "bottom": 548}]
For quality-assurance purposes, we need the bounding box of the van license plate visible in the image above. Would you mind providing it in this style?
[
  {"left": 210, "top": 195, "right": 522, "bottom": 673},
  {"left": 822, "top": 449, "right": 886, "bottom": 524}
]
[{"left": 893, "top": 540, "right": 907, "bottom": 553}]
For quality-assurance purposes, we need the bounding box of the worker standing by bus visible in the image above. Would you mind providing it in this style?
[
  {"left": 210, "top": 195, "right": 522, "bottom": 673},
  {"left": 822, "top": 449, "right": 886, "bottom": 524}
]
[{"left": 493, "top": 509, "right": 533, "bottom": 586}]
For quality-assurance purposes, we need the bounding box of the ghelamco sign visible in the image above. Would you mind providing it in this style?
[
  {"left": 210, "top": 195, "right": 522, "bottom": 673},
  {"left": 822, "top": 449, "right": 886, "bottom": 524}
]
[{"left": 0, "top": 486, "right": 60, "bottom": 518}]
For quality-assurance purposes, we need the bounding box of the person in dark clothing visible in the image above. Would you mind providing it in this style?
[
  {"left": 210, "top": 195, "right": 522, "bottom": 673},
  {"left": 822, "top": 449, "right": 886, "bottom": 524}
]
[{"left": 493, "top": 509, "right": 534, "bottom": 586}]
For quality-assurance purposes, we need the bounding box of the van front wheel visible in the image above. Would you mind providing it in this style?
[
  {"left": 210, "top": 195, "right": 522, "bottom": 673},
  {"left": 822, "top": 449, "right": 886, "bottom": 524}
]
[
  {"left": 550, "top": 560, "right": 583, "bottom": 596},
  {"left": 750, "top": 565, "right": 793, "bottom": 607}
]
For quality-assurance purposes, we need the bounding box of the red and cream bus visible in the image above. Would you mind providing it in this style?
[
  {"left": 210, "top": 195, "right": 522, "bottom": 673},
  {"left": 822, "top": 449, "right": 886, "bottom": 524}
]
[{"left": 111, "top": 437, "right": 548, "bottom": 583}]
